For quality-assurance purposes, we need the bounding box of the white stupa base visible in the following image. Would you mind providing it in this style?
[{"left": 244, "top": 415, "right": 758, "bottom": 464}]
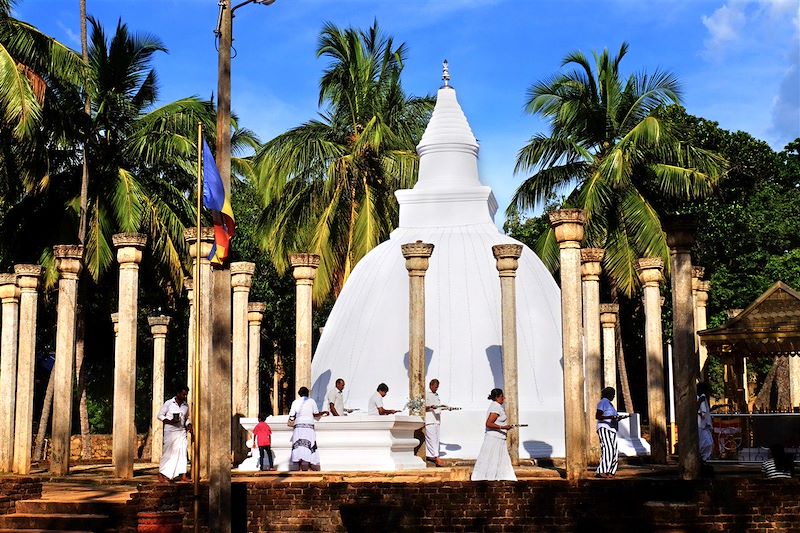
[
  {"left": 236, "top": 415, "right": 426, "bottom": 472},
  {"left": 616, "top": 413, "right": 651, "bottom": 457}
]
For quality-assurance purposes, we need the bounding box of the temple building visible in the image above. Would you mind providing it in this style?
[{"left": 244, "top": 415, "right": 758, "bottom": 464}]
[{"left": 310, "top": 69, "right": 566, "bottom": 459}]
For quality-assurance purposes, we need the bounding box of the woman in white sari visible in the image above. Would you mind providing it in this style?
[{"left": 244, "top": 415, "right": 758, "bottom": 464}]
[
  {"left": 471, "top": 388, "right": 516, "bottom": 481},
  {"left": 288, "top": 387, "right": 328, "bottom": 471}
]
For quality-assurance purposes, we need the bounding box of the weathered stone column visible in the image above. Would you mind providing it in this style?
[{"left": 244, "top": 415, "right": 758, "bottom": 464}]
[
  {"left": 695, "top": 280, "right": 710, "bottom": 373},
  {"left": 580, "top": 248, "right": 604, "bottom": 465},
  {"left": 0, "top": 274, "right": 20, "bottom": 473},
  {"left": 248, "top": 303, "right": 266, "bottom": 417},
  {"left": 231, "top": 262, "right": 255, "bottom": 463},
  {"left": 549, "top": 209, "right": 587, "bottom": 481},
  {"left": 50, "top": 245, "right": 83, "bottom": 476},
  {"left": 492, "top": 243, "right": 522, "bottom": 465},
  {"left": 790, "top": 356, "right": 800, "bottom": 409},
  {"left": 289, "top": 254, "right": 320, "bottom": 392},
  {"left": 636, "top": 258, "right": 668, "bottom": 464},
  {"left": 402, "top": 241, "right": 434, "bottom": 460},
  {"left": 12, "top": 265, "right": 42, "bottom": 474},
  {"left": 112, "top": 233, "right": 147, "bottom": 479},
  {"left": 184, "top": 227, "right": 214, "bottom": 479},
  {"left": 185, "top": 277, "right": 194, "bottom": 394},
  {"left": 600, "top": 304, "right": 619, "bottom": 409},
  {"left": 665, "top": 216, "right": 701, "bottom": 479},
  {"left": 231, "top": 263, "right": 255, "bottom": 418},
  {"left": 148, "top": 315, "right": 171, "bottom": 464}
]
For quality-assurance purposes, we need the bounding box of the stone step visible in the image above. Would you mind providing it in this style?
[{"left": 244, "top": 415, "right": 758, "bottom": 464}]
[
  {"left": 14, "top": 500, "right": 118, "bottom": 515},
  {"left": 0, "top": 513, "right": 109, "bottom": 532},
  {"left": 0, "top": 529, "right": 93, "bottom": 533}
]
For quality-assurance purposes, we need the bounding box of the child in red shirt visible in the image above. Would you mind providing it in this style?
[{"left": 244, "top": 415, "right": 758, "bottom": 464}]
[{"left": 252, "top": 413, "right": 274, "bottom": 471}]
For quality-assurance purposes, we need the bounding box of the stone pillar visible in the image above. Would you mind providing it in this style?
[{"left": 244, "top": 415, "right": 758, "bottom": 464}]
[
  {"left": 248, "top": 303, "right": 266, "bottom": 417},
  {"left": 50, "top": 245, "right": 83, "bottom": 476},
  {"left": 184, "top": 227, "right": 214, "bottom": 479},
  {"left": 790, "top": 357, "right": 800, "bottom": 409},
  {"left": 148, "top": 315, "right": 171, "bottom": 464},
  {"left": 112, "top": 233, "right": 147, "bottom": 479},
  {"left": 231, "top": 263, "right": 255, "bottom": 418},
  {"left": 289, "top": 254, "right": 320, "bottom": 392},
  {"left": 549, "top": 209, "right": 587, "bottom": 481},
  {"left": 12, "top": 265, "right": 42, "bottom": 474},
  {"left": 600, "top": 304, "right": 619, "bottom": 409},
  {"left": 695, "top": 280, "right": 710, "bottom": 374},
  {"left": 0, "top": 273, "right": 20, "bottom": 473},
  {"left": 492, "top": 243, "right": 522, "bottom": 465},
  {"left": 636, "top": 258, "right": 668, "bottom": 464},
  {"left": 401, "top": 241, "right": 434, "bottom": 461},
  {"left": 665, "top": 216, "right": 701, "bottom": 480},
  {"left": 580, "top": 248, "right": 604, "bottom": 465},
  {"left": 185, "top": 277, "right": 194, "bottom": 395},
  {"left": 231, "top": 262, "right": 255, "bottom": 463}
]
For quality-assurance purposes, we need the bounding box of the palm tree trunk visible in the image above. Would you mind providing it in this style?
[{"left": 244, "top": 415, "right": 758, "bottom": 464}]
[
  {"left": 753, "top": 362, "right": 777, "bottom": 412},
  {"left": 75, "top": 0, "right": 92, "bottom": 465},
  {"left": 775, "top": 357, "right": 791, "bottom": 412},
  {"left": 615, "top": 320, "right": 635, "bottom": 413},
  {"left": 33, "top": 369, "right": 55, "bottom": 462},
  {"left": 75, "top": 307, "right": 91, "bottom": 460}
]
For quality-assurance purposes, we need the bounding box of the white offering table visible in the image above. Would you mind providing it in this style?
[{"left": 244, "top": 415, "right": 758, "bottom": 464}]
[{"left": 236, "top": 414, "right": 425, "bottom": 472}]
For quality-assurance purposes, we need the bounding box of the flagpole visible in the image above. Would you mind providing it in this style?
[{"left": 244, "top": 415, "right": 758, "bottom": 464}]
[{"left": 193, "top": 122, "right": 203, "bottom": 533}]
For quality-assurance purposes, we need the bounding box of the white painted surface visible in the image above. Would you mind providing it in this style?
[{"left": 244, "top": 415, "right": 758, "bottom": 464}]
[
  {"left": 310, "top": 84, "right": 567, "bottom": 459},
  {"left": 236, "top": 415, "right": 426, "bottom": 472}
]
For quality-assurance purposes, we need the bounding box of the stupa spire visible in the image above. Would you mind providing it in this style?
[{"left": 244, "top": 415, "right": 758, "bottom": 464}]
[{"left": 442, "top": 59, "right": 450, "bottom": 88}]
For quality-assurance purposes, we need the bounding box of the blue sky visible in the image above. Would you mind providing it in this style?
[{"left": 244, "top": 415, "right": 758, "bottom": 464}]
[{"left": 17, "top": 0, "right": 800, "bottom": 220}]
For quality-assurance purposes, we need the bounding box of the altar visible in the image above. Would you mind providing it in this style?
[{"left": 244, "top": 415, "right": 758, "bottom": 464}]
[{"left": 236, "top": 415, "right": 426, "bottom": 472}]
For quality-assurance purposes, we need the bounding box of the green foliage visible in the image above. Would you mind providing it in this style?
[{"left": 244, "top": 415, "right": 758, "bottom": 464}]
[
  {"left": 253, "top": 21, "right": 433, "bottom": 304},
  {"left": 510, "top": 43, "right": 727, "bottom": 296}
]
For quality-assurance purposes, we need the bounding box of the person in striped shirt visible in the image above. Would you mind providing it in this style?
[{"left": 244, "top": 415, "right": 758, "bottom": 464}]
[
  {"left": 595, "top": 387, "right": 628, "bottom": 478},
  {"left": 762, "top": 444, "right": 794, "bottom": 479}
]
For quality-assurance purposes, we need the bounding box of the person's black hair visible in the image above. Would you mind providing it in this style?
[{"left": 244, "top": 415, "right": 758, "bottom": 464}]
[
  {"left": 298, "top": 387, "right": 309, "bottom": 397},
  {"left": 601, "top": 387, "right": 615, "bottom": 399},
  {"left": 770, "top": 443, "right": 793, "bottom": 473},
  {"left": 430, "top": 378, "right": 439, "bottom": 386},
  {"left": 335, "top": 378, "right": 345, "bottom": 386},
  {"left": 177, "top": 385, "right": 189, "bottom": 394},
  {"left": 258, "top": 413, "right": 266, "bottom": 422},
  {"left": 377, "top": 383, "right": 389, "bottom": 393},
  {"left": 697, "top": 382, "right": 711, "bottom": 396},
  {"left": 488, "top": 388, "right": 503, "bottom": 401}
]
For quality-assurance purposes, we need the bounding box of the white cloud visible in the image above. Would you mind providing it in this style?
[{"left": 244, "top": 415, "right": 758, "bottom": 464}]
[
  {"left": 56, "top": 21, "right": 81, "bottom": 48},
  {"left": 701, "top": 2, "right": 747, "bottom": 60}
]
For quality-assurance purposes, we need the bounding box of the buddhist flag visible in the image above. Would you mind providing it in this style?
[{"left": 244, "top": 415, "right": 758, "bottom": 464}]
[{"left": 202, "top": 139, "right": 235, "bottom": 264}]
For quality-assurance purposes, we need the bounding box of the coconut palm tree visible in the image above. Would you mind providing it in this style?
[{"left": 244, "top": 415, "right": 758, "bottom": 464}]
[
  {"left": 3, "top": 18, "right": 258, "bottom": 290},
  {"left": 252, "top": 21, "right": 433, "bottom": 303},
  {"left": 510, "top": 43, "right": 727, "bottom": 296}
]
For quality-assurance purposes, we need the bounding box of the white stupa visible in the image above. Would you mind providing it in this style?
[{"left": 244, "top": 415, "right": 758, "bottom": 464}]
[{"left": 310, "top": 65, "right": 566, "bottom": 458}]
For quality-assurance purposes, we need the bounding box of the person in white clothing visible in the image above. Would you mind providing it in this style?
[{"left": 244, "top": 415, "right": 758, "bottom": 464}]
[
  {"left": 425, "top": 379, "right": 444, "bottom": 467},
  {"left": 288, "top": 387, "right": 328, "bottom": 471},
  {"left": 471, "top": 388, "right": 516, "bottom": 481},
  {"left": 157, "top": 386, "right": 192, "bottom": 483},
  {"left": 326, "top": 378, "right": 346, "bottom": 416},
  {"left": 367, "top": 383, "right": 399, "bottom": 415},
  {"left": 697, "top": 382, "right": 714, "bottom": 462}
]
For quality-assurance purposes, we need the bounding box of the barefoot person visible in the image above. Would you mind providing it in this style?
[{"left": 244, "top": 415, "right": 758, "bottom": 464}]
[
  {"left": 157, "top": 385, "right": 192, "bottom": 482},
  {"left": 471, "top": 388, "right": 516, "bottom": 481},
  {"left": 595, "top": 387, "right": 625, "bottom": 478},
  {"left": 425, "top": 379, "right": 445, "bottom": 467},
  {"left": 288, "top": 387, "right": 328, "bottom": 471}
]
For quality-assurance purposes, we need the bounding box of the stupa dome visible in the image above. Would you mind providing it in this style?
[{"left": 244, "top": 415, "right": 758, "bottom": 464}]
[{"left": 310, "top": 71, "right": 565, "bottom": 458}]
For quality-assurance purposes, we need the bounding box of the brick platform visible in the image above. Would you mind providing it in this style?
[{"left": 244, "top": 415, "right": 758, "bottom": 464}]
[
  {"left": 130, "top": 476, "right": 800, "bottom": 532},
  {"left": 0, "top": 477, "right": 42, "bottom": 515}
]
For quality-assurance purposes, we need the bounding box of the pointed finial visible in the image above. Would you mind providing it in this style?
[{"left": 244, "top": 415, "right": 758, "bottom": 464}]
[{"left": 442, "top": 59, "right": 450, "bottom": 88}]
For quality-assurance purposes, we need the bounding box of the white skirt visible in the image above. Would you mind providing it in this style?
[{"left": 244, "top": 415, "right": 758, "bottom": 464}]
[
  {"left": 290, "top": 423, "right": 320, "bottom": 465},
  {"left": 471, "top": 433, "right": 517, "bottom": 481},
  {"left": 159, "top": 428, "right": 188, "bottom": 479}
]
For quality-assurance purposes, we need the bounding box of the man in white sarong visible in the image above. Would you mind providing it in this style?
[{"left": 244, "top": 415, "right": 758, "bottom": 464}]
[
  {"left": 157, "top": 386, "right": 192, "bottom": 482},
  {"left": 425, "top": 379, "right": 445, "bottom": 467}
]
